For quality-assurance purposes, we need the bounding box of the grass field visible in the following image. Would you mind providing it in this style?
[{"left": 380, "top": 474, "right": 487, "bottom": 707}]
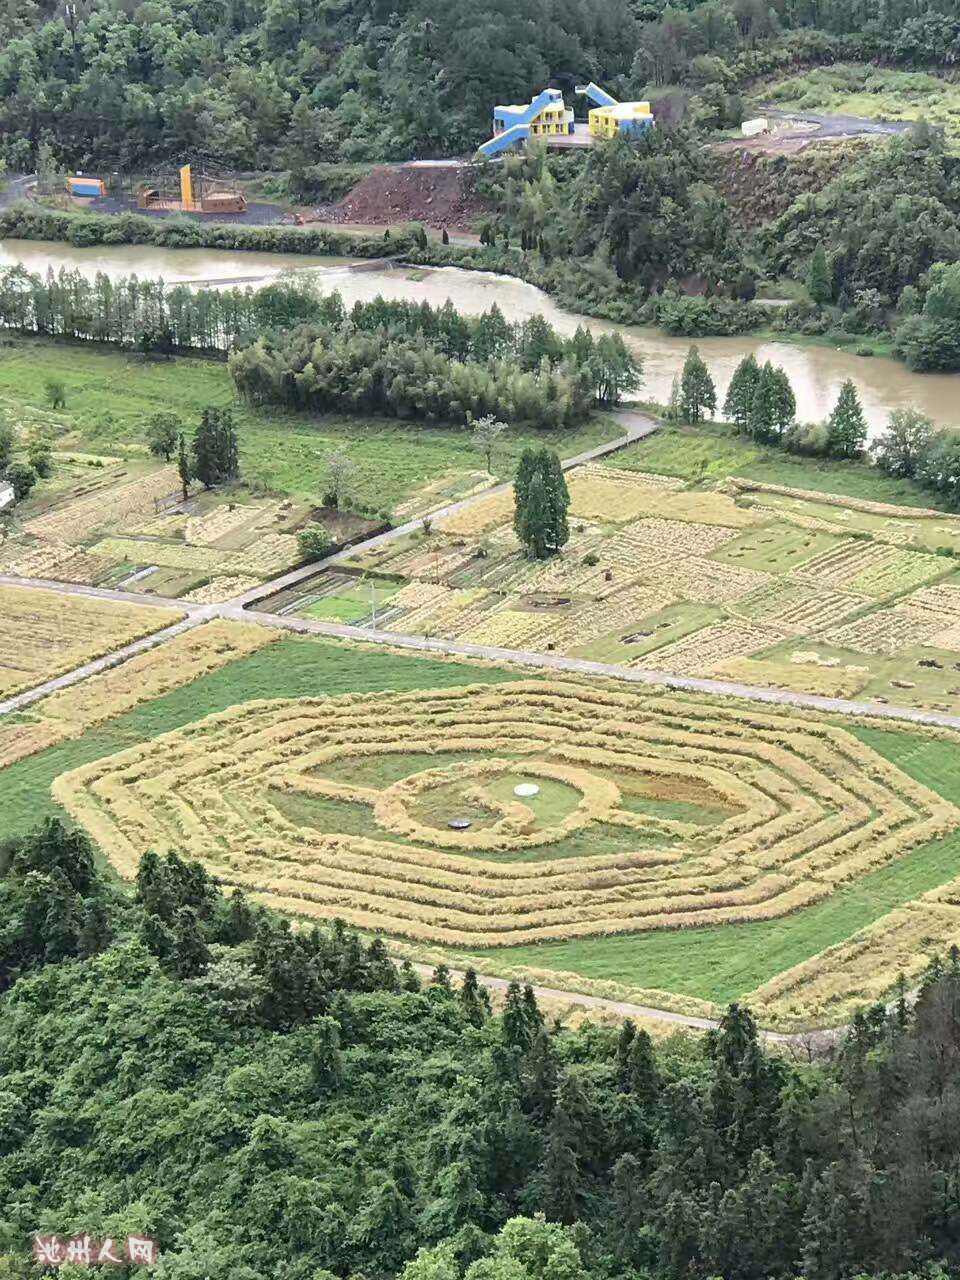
[
  {"left": 611, "top": 422, "right": 942, "bottom": 506},
  {"left": 0, "top": 338, "right": 619, "bottom": 514},
  {"left": 763, "top": 64, "right": 960, "bottom": 147},
  {"left": 0, "top": 635, "right": 523, "bottom": 837}
]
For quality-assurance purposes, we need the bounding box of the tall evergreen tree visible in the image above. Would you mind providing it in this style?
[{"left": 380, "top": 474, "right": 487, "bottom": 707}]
[
  {"left": 770, "top": 366, "right": 797, "bottom": 438},
  {"left": 310, "top": 1015, "right": 344, "bottom": 1092},
  {"left": 723, "top": 353, "right": 760, "bottom": 432},
  {"left": 193, "top": 406, "right": 240, "bottom": 488},
  {"left": 536, "top": 1106, "right": 581, "bottom": 1224},
  {"left": 177, "top": 432, "right": 191, "bottom": 501},
  {"left": 826, "top": 380, "right": 867, "bottom": 458},
  {"left": 514, "top": 449, "right": 569, "bottom": 560},
  {"left": 746, "top": 361, "right": 779, "bottom": 443},
  {"left": 679, "top": 346, "right": 716, "bottom": 424},
  {"left": 807, "top": 243, "right": 832, "bottom": 306}
]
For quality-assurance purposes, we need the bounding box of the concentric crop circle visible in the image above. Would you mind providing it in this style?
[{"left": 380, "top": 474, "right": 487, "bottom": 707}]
[{"left": 53, "top": 679, "right": 960, "bottom": 948}]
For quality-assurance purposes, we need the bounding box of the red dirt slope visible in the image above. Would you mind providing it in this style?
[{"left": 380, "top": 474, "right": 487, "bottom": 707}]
[{"left": 312, "top": 164, "right": 493, "bottom": 232}]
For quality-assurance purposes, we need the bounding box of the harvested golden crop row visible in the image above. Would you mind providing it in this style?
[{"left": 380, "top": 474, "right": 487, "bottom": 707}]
[
  {"left": 735, "top": 582, "right": 866, "bottom": 634},
  {"left": 38, "top": 619, "right": 278, "bottom": 726},
  {"left": 616, "top": 517, "right": 739, "bottom": 557},
  {"left": 744, "top": 905, "right": 960, "bottom": 1028},
  {"left": 729, "top": 477, "right": 956, "bottom": 522},
  {"left": 185, "top": 502, "right": 276, "bottom": 546},
  {"left": 25, "top": 467, "right": 180, "bottom": 541},
  {"left": 639, "top": 621, "right": 782, "bottom": 675},
  {"left": 712, "top": 656, "right": 870, "bottom": 700},
  {"left": 181, "top": 576, "right": 261, "bottom": 604},
  {"left": 0, "top": 716, "right": 79, "bottom": 768},
  {"left": 0, "top": 586, "right": 182, "bottom": 698},
  {"left": 825, "top": 608, "right": 939, "bottom": 656},
  {"left": 848, "top": 548, "right": 946, "bottom": 597},
  {"left": 665, "top": 555, "right": 773, "bottom": 604},
  {"left": 567, "top": 473, "right": 761, "bottom": 529},
  {"left": 897, "top": 583, "right": 960, "bottom": 624},
  {"left": 791, "top": 538, "right": 895, "bottom": 588},
  {"left": 0, "top": 539, "right": 113, "bottom": 585},
  {"left": 437, "top": 490, "right": 513, "bottom": 536},
  {"left": 586, "top": 463, "right": 685, "bottom": 492},
  {"left": 89, "top": 538, "right": 233, "bottom": 574}
]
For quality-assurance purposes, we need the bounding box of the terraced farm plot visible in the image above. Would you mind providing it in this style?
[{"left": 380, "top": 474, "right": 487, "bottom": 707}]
[
  {"left": 24, "top": 468, "right": 180, "bottom": 542},
  {"left": 0, "top": 586, "right": 181, "bottom": 697},
  {"left": 314, "top": 465, "right": 960, "bottom": 713}
]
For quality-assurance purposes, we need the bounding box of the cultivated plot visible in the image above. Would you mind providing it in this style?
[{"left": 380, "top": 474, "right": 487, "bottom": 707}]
[
  {"left": 337, "top": 463, "right": 960, "bottom": 713},
  {"left": 0, "top": 585, "right": 182, "bottom": 698}
]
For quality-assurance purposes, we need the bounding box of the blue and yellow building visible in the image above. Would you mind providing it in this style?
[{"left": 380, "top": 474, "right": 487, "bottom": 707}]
[{"left": 478, "top": 83, "right": 654, "bottom": 156}]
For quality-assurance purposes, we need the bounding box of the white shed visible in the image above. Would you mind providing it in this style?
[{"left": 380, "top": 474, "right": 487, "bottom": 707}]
[
  {"left": 741, "top": 117, "right": 769, "bottom": 138},
  {"left": 0, "top": 482, "right": 14, "bottom": 511}
]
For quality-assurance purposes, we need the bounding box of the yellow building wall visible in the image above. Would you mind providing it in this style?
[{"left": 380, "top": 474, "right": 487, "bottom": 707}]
[{"left": 588, "top": 103, "right": 653, "bottom": 138}]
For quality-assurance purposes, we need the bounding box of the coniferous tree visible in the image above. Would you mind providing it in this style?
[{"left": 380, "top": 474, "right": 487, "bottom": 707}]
[
  {"left": 177, "top": 432, "right": 191, "bottom": 501},
  {"left": 193, "top": 406, "right": 239, "bottom": 488},
  {"left": 807, "top": 243, "right": 832, "bottom": 306},
  {"left": 770, "top": 366, "right": 797, "bottom": 438},
  {"left": 746, "top": 361, "right": 779, "bottom": 443},
  {"left": 459, "top": 968, "right": 490, "bottom": 1028},
  {"left": 624, "top": 1029, "right": 660, "bottom": 1104},
  {"left": 517, "top": 471, "right": 552, "bottom": 560},
  {"left": 169, "top": 906, "right": 210, "bottom": 978},
  {"left": 311, "top": 1015, "right": 344, "bottom": 1092},
  {"left": 723, "top": 353, "right": 760, "bottom": 432},
  {"left": 514, "top": 449, "right": 569, "bottom": 559},
  {"left": 826, "top": 380, "right": 867, "bottom": 458},
  {"left": 77, "top": 897, "right": 112, "bottom": 959},
  {"left": 679, "top": 345, "right": 716, "bottom": 423},
  {"left": 536, "top": 1105, "right": 581, "bottom": 1224}
]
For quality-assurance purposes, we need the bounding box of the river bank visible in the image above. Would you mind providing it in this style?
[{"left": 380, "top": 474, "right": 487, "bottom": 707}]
[{"left": 1, "top": 237, "right": 955, "bottom": 433}]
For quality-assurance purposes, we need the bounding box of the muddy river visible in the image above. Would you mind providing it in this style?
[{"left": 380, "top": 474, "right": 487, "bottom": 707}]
[{"left": 2, "top": 238, "right": 958, "bottom": 432}]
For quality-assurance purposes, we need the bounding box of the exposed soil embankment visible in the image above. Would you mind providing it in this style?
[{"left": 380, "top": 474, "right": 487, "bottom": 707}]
[
  {"left": 311, "top": 164, "right": 493, "bottom": 232},
  {"left": 708, "top": 138, "right": 870, "bottom": 228}
]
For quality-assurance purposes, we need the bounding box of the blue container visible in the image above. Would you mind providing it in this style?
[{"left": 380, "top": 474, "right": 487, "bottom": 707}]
[{"left": 68, "top": 179, "right": 103, "bottom": 197}]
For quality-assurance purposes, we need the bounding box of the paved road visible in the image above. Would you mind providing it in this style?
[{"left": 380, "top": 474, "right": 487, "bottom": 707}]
[
  {"left": 0, "top": 406, "right": 930, "bottom": 1040},
  {"left": 0, "top": 173, "right": 35, "bottom": 208},
  {"left": 10, "top": 572, "right": 960, "bottom": 734},
  {"left": 237, "top": 409, "right": 660, "bottom": 609},
  {"left": 761, "top": 109, "right": 915, "bottom": 140},
  {"left": 408, "top": 962, "right": 798, "bottom": 1043}
]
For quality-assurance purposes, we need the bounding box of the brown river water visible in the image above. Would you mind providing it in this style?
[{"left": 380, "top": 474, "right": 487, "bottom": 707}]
[{"left": 2, "top": 238, "right": 958, "bottom": 434}]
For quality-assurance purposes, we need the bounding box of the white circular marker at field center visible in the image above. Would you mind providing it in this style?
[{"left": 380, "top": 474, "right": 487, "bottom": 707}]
[{"left": 514, "top": 783, "right": 540, "bottom": 798}]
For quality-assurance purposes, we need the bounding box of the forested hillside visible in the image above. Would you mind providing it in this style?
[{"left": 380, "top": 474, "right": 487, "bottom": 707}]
[
  {"left": 2, "top": 0, "right": 960, "bottom": 170},
  {"left": 3, "top": 818, "right": 960, "bottom": 1280}
]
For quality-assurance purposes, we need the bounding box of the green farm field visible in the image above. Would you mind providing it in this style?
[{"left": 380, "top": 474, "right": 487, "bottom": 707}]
[
  {"left": 0, "top": 338, "right": 619, "bottom": 515},
  {"left": 609, "top": 420, "right": 943, "bottom": 505}
]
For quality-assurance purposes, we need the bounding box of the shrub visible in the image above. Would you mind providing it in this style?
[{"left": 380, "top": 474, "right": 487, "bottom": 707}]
[{"left": 297, "top": 526, "right": 332, "bottom": 561}]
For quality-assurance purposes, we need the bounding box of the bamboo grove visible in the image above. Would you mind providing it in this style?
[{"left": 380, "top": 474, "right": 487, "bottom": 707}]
[{"left": 0, "top": 266, "right": 641, "bottom": 428}]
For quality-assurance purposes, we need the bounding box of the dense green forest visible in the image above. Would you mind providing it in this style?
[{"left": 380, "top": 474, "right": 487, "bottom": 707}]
[
  {"left": 2, "top": 0, "right": 960, "bottom": 171},
  {"left": 3, "top": 817, "right": 960, "bottom": 1279}
]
